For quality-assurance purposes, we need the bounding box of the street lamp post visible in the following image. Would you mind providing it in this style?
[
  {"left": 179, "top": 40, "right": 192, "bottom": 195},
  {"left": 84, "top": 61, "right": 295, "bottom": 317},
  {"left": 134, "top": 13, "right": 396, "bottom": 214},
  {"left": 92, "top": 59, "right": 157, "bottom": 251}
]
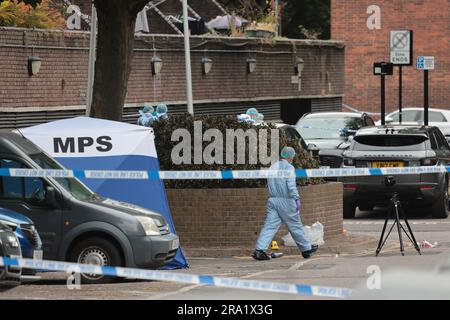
[
  {"left": 86, "top": 3, "right": 97, "bottom": 117},
  {"left": 274, "top": 0, "right": 279, "bottom": 36},
  {"left": 182, "top": 0, "right": 194, "bottom": 115}
]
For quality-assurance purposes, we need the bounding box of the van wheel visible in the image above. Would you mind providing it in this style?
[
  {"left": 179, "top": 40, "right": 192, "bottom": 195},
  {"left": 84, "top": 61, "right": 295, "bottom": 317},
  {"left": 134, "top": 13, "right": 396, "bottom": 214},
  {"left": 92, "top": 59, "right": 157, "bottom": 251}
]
[
  {"left": 431, "top": 181, "right": 449, "bottom": 219},
  {"left": 343, "top": 202, "right": 356, "bottom": 219},
  {"left": 69, "top": 237, "right": 123, "bottom": 284}
]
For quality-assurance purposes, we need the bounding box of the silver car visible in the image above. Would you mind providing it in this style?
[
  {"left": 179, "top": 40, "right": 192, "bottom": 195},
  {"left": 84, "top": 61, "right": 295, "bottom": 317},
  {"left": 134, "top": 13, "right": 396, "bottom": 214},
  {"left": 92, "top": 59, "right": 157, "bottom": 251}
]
[{"left": 377, "top": 108, "right": 450, "bottom": 143}]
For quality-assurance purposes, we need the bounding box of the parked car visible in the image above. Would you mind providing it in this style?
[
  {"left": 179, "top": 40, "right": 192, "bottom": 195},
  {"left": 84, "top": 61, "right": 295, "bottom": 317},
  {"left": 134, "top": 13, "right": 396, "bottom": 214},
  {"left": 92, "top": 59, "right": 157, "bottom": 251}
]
[
  {"left": 0, "top": 222, "right": 22, "bottom": 287},
  {"left": 273, "top": 123, "right": 319, "bottom": 157},
  {"left": 296, "top": 112, "right": 375, "bottom": 168},
  {"left": 377, "top": 108, "right": 450, "bottom": 143},
  {"left": 0, "top": 130, "right": 179, "bottom": 284},
  {"left": 340, "top": 125, "right": 450, "bottom": 219},
  {"left": 0, "top": 207, "right": 42, "bottom": 281}
]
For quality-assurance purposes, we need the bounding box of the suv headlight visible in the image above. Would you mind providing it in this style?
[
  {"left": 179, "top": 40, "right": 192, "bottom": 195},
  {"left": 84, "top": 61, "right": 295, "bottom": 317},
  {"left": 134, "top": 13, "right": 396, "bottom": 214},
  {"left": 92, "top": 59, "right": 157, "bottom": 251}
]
[{"left": 136, "top": 216, "right": 160, "bottom": 236}]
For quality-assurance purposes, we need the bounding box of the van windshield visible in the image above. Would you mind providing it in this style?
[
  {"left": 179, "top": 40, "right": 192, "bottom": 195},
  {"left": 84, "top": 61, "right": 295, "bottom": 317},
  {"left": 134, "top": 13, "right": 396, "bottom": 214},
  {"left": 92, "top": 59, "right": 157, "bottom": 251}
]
[{"left": 29, "top": 153, "right": 101, "bottom": 202}]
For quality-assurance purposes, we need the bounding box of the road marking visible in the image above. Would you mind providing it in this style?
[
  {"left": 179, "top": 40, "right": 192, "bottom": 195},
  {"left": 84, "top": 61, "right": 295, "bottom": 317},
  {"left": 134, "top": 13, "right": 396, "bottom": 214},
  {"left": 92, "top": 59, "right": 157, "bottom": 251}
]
[
  {"left": 344, "top": 221, "right": 448, "bottom": 225},
  {"left": 148, "top": 262, "right": 319, "bottom": 299},
  {"left": 0, "top": 257, "right": 352, "bottom": 298},
  {"left": 288, "top": 257, "right": 324, "bottom": 270},
  {"left": 146, "top": 284, "right": 205, "bottom": 300}
]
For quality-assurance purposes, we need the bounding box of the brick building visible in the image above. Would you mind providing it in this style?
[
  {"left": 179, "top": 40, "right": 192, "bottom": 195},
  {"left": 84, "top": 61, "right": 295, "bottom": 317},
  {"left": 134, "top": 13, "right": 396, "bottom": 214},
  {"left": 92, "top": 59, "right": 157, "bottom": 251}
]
[
  {"left": 0, "top": 1, "right": 345, "bottom": 128},
  {"left": 332, "top": 0, "right": 450, "bottom": 115}
]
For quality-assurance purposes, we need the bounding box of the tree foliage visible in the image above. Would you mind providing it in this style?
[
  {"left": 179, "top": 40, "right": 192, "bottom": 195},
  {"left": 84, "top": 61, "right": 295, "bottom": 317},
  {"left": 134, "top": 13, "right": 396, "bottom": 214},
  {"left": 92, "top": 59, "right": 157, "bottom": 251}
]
[
  {"left": 222, "top": 0, "right": 330, "bottom": 39},
  {"left": 282, "top": 0, "right": 330, "bottom": 39},
  {"left": 18, "top": 0, "right": 40, "bottom": 6},
  {"left": 152, "top": 114, "right": 323, "bottom": 189},
  {"left": 0, "top": 0, "right": 65, "bottom": 29}
]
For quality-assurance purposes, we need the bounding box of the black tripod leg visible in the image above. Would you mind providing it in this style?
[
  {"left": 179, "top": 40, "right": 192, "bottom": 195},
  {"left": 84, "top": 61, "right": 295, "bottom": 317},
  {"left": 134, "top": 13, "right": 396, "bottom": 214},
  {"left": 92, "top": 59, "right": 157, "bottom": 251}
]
[
  {"left": 394, "top": 201, "right": 405, "bottom": 256},
  {"left": 399, "top": 206, "right": 422, "bottom": 255},
  {"left": 376, "top": 203, "right": 391, "bottom": 256}
]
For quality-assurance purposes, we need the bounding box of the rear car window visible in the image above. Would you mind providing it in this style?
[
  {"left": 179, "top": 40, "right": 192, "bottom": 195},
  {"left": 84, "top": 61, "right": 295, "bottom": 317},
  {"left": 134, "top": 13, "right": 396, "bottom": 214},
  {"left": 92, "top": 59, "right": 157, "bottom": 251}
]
[
  {"left": 422, "top": 111, "right": 447, "bottom": 122},
  {"left": 391, "top": 110, "right": 419, "bottom": 122},
  {"left": 354, "top": 135, "right": 427, "bottom": 150},
  {"left": 296, "top": 116, "right": 364, "bottom": 140}
]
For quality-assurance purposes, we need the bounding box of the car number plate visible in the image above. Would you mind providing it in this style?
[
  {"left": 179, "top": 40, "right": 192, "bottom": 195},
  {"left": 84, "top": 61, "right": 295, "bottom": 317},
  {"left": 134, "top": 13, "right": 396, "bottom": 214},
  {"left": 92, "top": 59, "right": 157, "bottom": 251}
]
[
  {"left": 171, "top": 238, "right": 179, "bottom": 250},
  {"left": 33, "top": 250, "right": 43, "bottom": 260},
  {"left": 372, "top": 162, "right": 404, "bottom": 168}
]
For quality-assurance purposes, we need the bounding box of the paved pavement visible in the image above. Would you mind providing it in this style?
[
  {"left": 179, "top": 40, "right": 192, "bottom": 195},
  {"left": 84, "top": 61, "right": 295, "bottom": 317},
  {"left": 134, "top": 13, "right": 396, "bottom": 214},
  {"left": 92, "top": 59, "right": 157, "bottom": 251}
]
[{"left": 1, "top": 207, "right": 449, "bottom": 300}]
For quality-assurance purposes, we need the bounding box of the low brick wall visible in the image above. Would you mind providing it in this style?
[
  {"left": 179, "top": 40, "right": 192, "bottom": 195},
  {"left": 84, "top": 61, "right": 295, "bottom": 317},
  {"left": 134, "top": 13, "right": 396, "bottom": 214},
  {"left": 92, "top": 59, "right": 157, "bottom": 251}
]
[{"left": 166, "top": 182, "right": 343, "bottom": 248}]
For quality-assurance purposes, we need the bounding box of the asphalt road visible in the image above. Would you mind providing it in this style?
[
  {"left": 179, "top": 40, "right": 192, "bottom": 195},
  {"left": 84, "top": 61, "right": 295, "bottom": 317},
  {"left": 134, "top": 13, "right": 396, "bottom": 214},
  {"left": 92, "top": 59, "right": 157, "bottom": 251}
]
[
  {"left": 349, "top": 207, "right": 450, "bottom": 247},
  {"left": 1, "top": 206, "right": 450, "bottom": 300}
]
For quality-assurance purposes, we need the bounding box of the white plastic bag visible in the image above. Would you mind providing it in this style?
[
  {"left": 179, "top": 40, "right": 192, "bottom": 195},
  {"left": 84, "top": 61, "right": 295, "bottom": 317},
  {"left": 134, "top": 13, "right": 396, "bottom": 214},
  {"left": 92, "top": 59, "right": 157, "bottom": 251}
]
[
  {"left": 309, "top": 222, "right": 325, "bottom": 246},
  {"left": 282, "top": 221, "right": 325, "bottom": 247}
]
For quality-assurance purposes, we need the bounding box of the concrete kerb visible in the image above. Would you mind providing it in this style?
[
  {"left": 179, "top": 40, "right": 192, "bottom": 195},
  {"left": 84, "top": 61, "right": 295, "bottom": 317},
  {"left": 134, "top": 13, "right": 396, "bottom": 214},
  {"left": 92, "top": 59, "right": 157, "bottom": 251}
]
[{"left": 182, "top": 232, "right": 387, "bottom": 258}]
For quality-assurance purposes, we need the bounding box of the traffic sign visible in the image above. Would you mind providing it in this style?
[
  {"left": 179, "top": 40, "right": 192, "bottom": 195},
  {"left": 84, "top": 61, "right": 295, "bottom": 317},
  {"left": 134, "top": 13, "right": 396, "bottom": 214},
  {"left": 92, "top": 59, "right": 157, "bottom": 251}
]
[
  {"left": 417, "top": 56, "right": 435, "bottom": 71},
  {"left": 373, "top": 62, "right": 394, "bottom": 76},
  {"left": 390, "top": 30, "right": 413, "bottom": 65}
]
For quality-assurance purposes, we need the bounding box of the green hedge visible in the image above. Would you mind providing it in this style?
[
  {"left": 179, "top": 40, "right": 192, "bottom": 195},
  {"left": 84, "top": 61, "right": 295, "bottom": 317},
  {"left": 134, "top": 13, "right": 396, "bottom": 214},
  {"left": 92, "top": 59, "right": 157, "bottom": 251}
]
[{"left": 152, "top": 114, "right": 323, "bottom": 188}]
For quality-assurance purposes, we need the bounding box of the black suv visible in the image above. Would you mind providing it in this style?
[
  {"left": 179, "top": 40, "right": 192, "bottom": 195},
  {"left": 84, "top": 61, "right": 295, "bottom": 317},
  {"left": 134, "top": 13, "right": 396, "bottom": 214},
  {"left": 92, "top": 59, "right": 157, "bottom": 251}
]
[
  {"left": 340, "top": 125, "right": 450, "bottom": 219},
  {"left": 295, "top": 112, "right": 375, "bottom": 168}
]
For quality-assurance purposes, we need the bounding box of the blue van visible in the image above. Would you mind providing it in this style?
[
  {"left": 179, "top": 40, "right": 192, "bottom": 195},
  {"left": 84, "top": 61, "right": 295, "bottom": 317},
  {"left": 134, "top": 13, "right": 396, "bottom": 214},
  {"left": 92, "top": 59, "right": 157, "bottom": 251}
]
[{"left": 0, "top": 207, "right": 42, "bottom": 281}]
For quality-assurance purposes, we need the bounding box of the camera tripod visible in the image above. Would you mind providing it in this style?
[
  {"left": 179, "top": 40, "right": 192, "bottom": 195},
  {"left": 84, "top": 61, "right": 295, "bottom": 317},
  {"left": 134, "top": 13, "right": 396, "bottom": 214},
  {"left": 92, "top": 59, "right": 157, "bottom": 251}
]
[{"left": 375, "top": 192, "right": 422, "bottom": 257}]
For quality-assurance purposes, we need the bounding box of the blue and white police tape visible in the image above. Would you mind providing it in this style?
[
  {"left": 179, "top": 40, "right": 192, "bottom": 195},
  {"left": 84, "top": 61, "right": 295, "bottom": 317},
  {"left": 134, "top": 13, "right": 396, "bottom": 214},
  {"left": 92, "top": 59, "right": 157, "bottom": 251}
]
[
  {"left": 0, "top": 257, "right": 352, "bottom": 298},
  {"left": 0, "top": 166, "right": 449, "bottom": 180}
]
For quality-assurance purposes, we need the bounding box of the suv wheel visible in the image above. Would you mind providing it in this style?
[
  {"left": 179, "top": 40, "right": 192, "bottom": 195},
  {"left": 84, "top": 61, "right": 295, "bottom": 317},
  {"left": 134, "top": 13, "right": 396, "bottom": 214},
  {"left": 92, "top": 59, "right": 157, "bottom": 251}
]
[
  {"left": 343, "top": 202, "right": 356, "bottom": 219},
  {"left": 431, "top": 181, "right": 449, "bottom": 219},
  {"left": 70, "top": 237, "right": 123, "bottom": 284}
]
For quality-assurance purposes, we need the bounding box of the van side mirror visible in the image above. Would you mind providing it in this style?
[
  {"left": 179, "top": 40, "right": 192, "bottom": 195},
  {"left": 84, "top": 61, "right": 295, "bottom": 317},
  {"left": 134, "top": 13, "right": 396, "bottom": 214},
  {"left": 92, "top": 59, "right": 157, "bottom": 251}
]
[
  {"left": 385, "top": 116, "right": 394, "bottom": 124},
  {"left": 45, "top": 186, "right": 58, "bottom": 208}
]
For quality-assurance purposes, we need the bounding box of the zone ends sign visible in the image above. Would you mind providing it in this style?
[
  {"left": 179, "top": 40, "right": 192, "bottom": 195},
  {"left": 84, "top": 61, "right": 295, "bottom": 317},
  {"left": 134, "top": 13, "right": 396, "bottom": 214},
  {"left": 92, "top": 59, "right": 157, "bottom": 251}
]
[{"left": 390, "top": 30, "right": 413, "bottom": 66}]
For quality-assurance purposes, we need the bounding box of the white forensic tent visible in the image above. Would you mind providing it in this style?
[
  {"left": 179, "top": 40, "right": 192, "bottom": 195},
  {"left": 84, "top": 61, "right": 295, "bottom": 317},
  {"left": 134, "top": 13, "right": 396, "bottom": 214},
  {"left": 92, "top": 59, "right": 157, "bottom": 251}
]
[{"left": 20, "top": 117, "right": 188, "bottom": 269}]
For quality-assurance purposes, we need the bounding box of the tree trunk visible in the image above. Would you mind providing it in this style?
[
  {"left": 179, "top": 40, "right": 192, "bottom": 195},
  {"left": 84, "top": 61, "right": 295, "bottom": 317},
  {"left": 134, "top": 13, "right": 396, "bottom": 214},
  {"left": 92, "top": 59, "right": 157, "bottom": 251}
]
[{"left": 90, "top": 0, "right": 147, "bottom": 121}]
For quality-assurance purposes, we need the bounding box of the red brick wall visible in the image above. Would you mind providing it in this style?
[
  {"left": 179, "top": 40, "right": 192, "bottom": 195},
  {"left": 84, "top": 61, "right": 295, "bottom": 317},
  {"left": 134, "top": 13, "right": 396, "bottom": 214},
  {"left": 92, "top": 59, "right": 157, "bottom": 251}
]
[
  {"left": 166, "top": 183, "right": 343, "bottom": 248},
  {"left": 0, "top": 29, "right": 91, "bottom": 110},
  {"left": 0, "top": 27, "right": 344, "bottom": 112},
  {"left": 331, "top": 0, "right": 450, "bottom": 115}
]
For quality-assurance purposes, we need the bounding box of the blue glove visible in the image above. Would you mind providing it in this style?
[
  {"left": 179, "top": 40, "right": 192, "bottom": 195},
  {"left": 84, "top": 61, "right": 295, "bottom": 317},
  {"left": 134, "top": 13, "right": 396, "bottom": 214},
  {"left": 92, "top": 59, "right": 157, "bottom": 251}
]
[{"left": 295, "top": 199, "right": 301, "bottom": 211}]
